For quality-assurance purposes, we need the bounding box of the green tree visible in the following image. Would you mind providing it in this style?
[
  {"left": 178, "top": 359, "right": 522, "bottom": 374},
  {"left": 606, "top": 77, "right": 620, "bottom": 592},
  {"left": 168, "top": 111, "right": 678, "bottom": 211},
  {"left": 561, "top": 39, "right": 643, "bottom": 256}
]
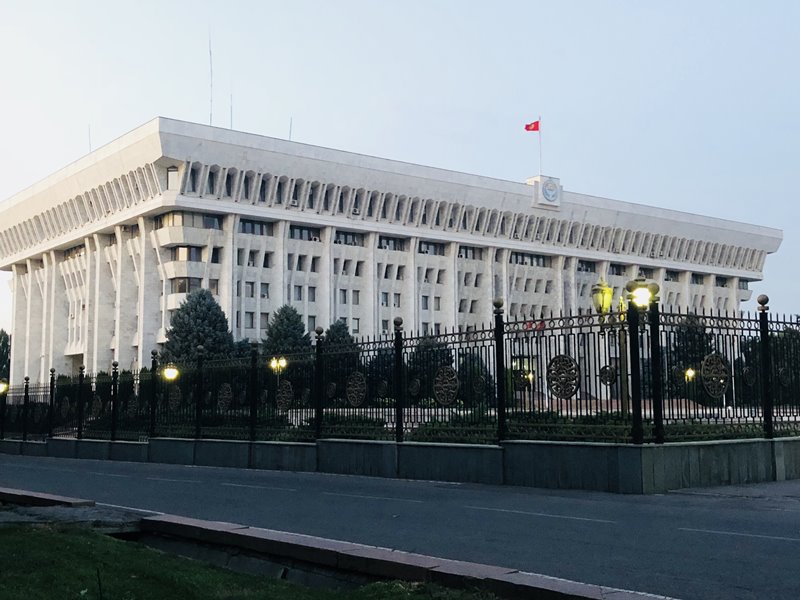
[
  {"left": 407, "top": 337, "right": 453, "bottom": 402},
  {"left": 261, "top": 305, "right": 311, "bottom": 356},
  {"left": 670, "top": 315, "right": 716, "bottom": 406},
  {"left": 161, "top": 290, "right": 234, "bottom": 363},
  {"left": 456, "top": 350, "right": 495, "bottom": 409},
  {"left": 322, "top": 320, "right": 360, "bottom": 403},
  {"left": 0, "top": 329, "right": 9, "bottom": 380}
]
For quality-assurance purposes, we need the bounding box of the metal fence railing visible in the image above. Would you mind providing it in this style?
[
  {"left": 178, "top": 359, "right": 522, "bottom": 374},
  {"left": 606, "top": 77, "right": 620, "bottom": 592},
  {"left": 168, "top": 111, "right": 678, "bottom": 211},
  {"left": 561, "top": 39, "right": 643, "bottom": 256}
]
[{"left": 1, "top": 296, "right": 796, "bottom": 445}]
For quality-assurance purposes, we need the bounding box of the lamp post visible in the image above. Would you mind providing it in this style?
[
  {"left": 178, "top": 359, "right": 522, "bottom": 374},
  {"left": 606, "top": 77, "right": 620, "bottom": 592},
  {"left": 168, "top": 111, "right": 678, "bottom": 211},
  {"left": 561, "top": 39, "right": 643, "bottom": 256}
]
[
  {"left": 624, "top": 275, "right": 663, "bottom": 444},
  {"left": 0, "top": 378, "right": 8, "bottom": 440},
  {"left": 269, "top": 357, "right": 287, "bottom": 384},
  {"left": 591, "top": 279, "right": 629, "bottom": 415},
  {"left": 162, "top": 363, "right": 180, "bottom": 383}
]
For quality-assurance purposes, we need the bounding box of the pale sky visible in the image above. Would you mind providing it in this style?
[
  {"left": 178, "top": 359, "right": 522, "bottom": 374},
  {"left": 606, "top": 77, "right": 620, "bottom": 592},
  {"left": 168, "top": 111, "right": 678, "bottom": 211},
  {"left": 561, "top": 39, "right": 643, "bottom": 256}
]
[{"left": 0, "top": 0, "right": 798, "bottom": 333}]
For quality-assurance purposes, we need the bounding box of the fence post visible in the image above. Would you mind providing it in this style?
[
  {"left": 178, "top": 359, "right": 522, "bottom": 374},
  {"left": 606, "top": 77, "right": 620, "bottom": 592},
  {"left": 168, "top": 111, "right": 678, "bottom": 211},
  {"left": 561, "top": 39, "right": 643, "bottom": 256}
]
[
  {"left": 110, "top": 361, "right": 119, "bottom": 442},
  {"left": 494, "top": 299, "right": 507, "bottom": 442},
  {"left": 627, "top": 304, "right": 644, "bottom": 444},
  {"left": 393, "top": 317, "right": 405, "bottom": 443},
  {"left": 195, "top": 345, "right": 204, "bottom": 439},
  {"left": 48, "top": 368, "right": 56, "bottom": 438},
  {"left": 649, "top": 302, "right": 665, "bottom": 444},
  {"left": 249, "top": 343, "right": 258, "bottom": 443},
  {"left": 314, "top": 327, "right": 324, "bottom": 440},
  {"left": 757, "top": 294, "right": 773, "bottom": 439},
  {"left": 22, "top": 376, "right": 30, "bottom": 442},
  {"left": 149, "top": 350, "right": 158, "bottom": 438},
  {"left": 77, "top": 366, "right": 86, "bottom": 440}
]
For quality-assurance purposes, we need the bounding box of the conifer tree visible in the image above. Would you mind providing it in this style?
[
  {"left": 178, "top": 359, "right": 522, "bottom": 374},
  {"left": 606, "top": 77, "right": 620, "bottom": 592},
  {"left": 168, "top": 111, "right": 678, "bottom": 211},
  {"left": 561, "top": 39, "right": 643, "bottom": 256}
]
[
  {"left": 161, "top": 290, "right": 234, "bottom": 363},
  {"left": 261, "top": 305, "right": 312, "bottom": 356}
]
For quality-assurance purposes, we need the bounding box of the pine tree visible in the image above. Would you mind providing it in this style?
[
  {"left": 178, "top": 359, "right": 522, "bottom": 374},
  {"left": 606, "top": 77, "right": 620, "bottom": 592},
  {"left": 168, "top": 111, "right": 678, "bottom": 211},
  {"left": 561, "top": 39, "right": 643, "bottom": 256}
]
[
  {"left": 161, "top": 290, "right": 234, "bottom": 363},
  {"left": 261, "top": 305, "right": 311, "bottom": 356},
  {"left": 0, "top": 329, "right": 9, "bottom": 379},
  {"left": 322, "top": 320, "right": 360, "bottom": 401}
]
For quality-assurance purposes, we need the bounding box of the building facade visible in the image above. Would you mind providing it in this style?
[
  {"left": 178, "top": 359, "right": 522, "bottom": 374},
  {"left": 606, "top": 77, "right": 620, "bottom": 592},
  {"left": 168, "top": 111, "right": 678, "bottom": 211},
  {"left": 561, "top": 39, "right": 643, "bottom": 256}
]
[{"left": 0, "top": 118, "right": 782, "bottom": 382}]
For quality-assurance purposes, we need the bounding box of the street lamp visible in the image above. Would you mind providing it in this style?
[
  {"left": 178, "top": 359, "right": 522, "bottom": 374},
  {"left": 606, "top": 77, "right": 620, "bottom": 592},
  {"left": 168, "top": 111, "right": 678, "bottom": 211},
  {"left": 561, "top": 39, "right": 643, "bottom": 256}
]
[
  {"left": 592, "top": 278, "right": 629, "bottom": 415},
  {"left": 162, "top": 363, "right": 180, "bottom": 382},
  {"left": 591, "top": 279, "right": 614, "bottom": 323},
  {"left": 684, "top": 368, "right": 696, "bottom": 382},
  {"left": 0, "top": 379, "right": 8, "bottom": 395},
  {"left": 269, "top": 357, "right": 287, "bottom": 383},
  {"left": 625, "top": 276, "right": 660, "bottom": 309}
]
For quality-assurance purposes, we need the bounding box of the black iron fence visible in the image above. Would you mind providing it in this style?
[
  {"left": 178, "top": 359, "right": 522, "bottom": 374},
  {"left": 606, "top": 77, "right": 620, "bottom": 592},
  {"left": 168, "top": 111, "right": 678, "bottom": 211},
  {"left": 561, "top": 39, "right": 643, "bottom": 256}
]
[{"left": 2, "top": 296, "right": 798, "bottom": 445}]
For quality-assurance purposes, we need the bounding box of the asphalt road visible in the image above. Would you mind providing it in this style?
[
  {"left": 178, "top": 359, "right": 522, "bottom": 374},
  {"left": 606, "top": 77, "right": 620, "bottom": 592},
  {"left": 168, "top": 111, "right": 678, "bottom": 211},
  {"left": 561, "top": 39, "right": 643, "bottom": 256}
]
[{"left": 1, "top": 454, "right": 799, "bottom": 600}]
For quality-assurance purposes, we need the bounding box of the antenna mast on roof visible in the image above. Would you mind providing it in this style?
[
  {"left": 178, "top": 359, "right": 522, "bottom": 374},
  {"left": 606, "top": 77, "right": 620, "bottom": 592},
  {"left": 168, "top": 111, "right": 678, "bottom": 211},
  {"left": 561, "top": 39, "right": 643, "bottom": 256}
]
[{"left": 208, "top": 31, "right": 213, "bottom": 126}]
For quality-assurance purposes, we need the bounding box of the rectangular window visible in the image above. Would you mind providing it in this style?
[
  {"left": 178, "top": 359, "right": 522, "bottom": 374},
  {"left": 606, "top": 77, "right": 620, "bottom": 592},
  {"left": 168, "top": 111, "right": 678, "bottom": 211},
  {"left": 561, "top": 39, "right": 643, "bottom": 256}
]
[
  {"left": 235, "top": 311, "right": 241, "bottom": 328},
  {"left": 294, "top": 285, "right": 303, "bottom": 301},
  {"left": 691, "top": 274, "right": 705, "bottom": 285},
  {"left": 396, "top": 265, "right": 405, "bottom": 280},
  {"left": 171, "top": 246, "right": 203, "bottom": 262},
  {"left": 260, "top": 312, "right": 270, "bottom": 329},
  {"left": 296, "top": 255, "right": 306, "bottom": 271},
  {"left": 170, "top": 277, "right": 202, "bottom": 294},
  {"left": 418, "top": 241, "right": 445, "bottom": 256},
  {"left": 263, "top": 252, "right": 273, "bottom": 268},
  {"left": 245, "top": 312, "right": 254, "bottom": 328},
  {"left": 352, "top": 317, "right": 360, "bottom": 333},
  {"left": 665, "top": 270, "right": 680, "bottom": 282},
  {"left": 381, "top": 319, "right": 389, "bottom": 332},
  {"left": 237, "top": 248, "right": 244, "bottom": 266},
  {"left": 239, "top": 219, "right": 274, "bottom": 236},
  {"left": 381, "top": 292, "right": 389, "bottom": 307},
  {"left": 434, "top": 296, "right": 441, "bottom": 311},
  {"left": 310, "top": 256, "right": 319, "bottom": 273},
  {"left": 307, "top": 315, "right": 316, "bottom": 331},
  {"left": 355, "top": 261, "right": 364, "bottom": 276},
  {"left": 716, "top": 276, "right": 729, "bottom": 288},
  {"left": 639, "top": 267, "right": 654, "bottom": 279},
  {"left": 609, "top": 263, "right": 626, "bottom": 276},
  {"left": 208, "top": 279, "right": 219, "bottom": 295},
  {"left": 457, "top": 245, "right": 484, "bottom": 260},
  {"left": 421, "top": 295, "right": 429, "bottom": 310},
  {"left": 236, "top": 280, "right": 241, "bottom": 296},
  {"left": 339, "top": 289, "right": 347, "bottom": 304},
  {"left": 393, "top": 293, "right": 401, "bottom": 308},
  {"left": 577, "top": 260, "right": 596, "bottom": 273},
  {"left": 334, "top": 231, "right": 365, "bottom": 246},
  {"left": 352, "top": 290, "right": 360, "bottom": 305},
  {"left": 378, "top": 236, "right": 407, "bottom": 251},
  {"left": 260, "top": 283, "right": 269, "bottom": 298},
  {"left": 308, "top": 286, "right": 316, "bottom": 302},
  {"left": 245, "top": 281, "right": 255, "bottom": 298},
  {"left": 211, "top": 247, "right": 221, "bottom": 264},
  {"left": 247, "top": 251, "right": 258, "bottom": 267},
  {"left": 289, "top": 225, "right": 321, "bottom": 241}
]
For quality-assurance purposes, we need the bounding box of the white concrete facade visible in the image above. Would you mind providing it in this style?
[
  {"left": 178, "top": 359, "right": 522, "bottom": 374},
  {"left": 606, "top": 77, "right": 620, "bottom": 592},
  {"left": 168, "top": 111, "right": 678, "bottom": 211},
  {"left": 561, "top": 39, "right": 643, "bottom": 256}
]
[{"left": 0, "top": 118, "right": 782, "bottom": 383}]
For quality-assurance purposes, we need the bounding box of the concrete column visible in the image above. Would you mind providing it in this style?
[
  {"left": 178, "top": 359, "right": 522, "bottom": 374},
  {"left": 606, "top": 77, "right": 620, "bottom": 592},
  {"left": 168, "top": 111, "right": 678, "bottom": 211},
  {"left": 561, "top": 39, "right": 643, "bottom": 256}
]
[
  {"left": 114, "top": 227, "right": 139, "bottom": 370},
  {"left": 10, "top": 263, "right": 28, "bottom": 384},
  {"left": 45, "top": 251, "right": 70, "bottom": 377},
  {"left": 90, "top": 234, "right": 115, "bottom": 374},
  {"left": 137, "top": 216, "right": 162, "bottom": 364}
]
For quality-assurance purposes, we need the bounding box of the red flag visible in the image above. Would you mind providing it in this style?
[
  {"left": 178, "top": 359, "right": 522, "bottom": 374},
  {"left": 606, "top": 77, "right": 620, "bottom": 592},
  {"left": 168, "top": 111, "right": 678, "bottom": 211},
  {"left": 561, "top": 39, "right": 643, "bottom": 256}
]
[{"left": 524, "top": 120, "right": 540, "bottom": 132}]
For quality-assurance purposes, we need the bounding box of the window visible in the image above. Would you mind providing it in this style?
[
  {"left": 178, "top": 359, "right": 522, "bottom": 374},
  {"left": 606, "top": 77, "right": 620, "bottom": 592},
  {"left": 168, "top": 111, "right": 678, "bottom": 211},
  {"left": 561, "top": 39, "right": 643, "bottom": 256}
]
[
  {"left": 639, "top": 267, "right": 653, "bottom": 279},
  {"left": 260, "top": 312, "right": 270, "bottom": 329},
  {"left": 665, "top": 270, "right": 680, "bottom": 282},
  {"left": 738, "top": 280, "right": 749, "bottom": 290},
  {"left": 577, "top": 260, "right": 596, "bottom": 273},
  {"left": 334, "top": 231, "right": 365, "bottom": 246},
  {"left": 355, "top": 261, "right": 364, "bottom": 276},
  {"left": 458, "top": 246, "right": 483, "bottom": 260},
  {"left": 352, "top": 290, "right": 360, "bottom": 305},
  {"left": 434, "top": 296, "right": 441, "bottom": 311},
  {"left": 691, "top": 274, "right": 704, "bottom": 285},
  {"left": 211, "top": 247, "right": 221, "bottom": 264},
  {"left": 308, "top": 315, "right": 316, "bottom": 331},
  {"left": 352, "top": 318, "right": 360, "bottom": 333},
  {"left": 297, "top": 255, "right": 306, "bottom": 271},
  {"left": 154, "top": 211, "right": 222, "bottom": 230},
  {"left": 339, "top": 289, "right": 348, "bottom": 304},
  {"left": 245, "top": 312, "right": 255, "bottom": 329},
  {"left": 247, "top": 251, "right": 257, "bottom": 267},
  {"left": 378, "top": 236, "right": 407, "bottom": 251},
  {"left": 236, "top": 281, "right": 241, "bottom": 296},
  {"left": 294, "top": 285, "right": 303, "bottom": 301},
  {"left": 716, "top": 276, "right": 729, "bottom": 288},
  {"left": 170, "top": 277, "right": 202, "bottom": 294},
  {"left": 308, "top": 286, "right": 316, "bottom": 302},
  {"left": 437, "top": 270, "right": 445, "bottom": 284},
  {"left": 418, "top": 241, "right": 445, "bottom": 255},
  {"left": 421, "top": 295, "right": 429, "bottom": 310},
  {"left": 393, "top": 293, "right": 401, "bottom": 308},
  {"left": 237, "top": 249, "right": 244, "bottom": 266},
  {"left": 209, "top": 279, "right": 219, "bottom": 295},
  {"left": 310, "top": 257, "right": 319, "bottom": 273},
  {"left": 396, "top": 266, "right": 405, "bottom": 280},
  {"left": 381, "top": 292, "right": 389, "bottom": 307},
  {"left": 381, "top": 319, "right": 389, "bottom": 333},
  {"left": 239, "top": 219, "right": 274, "bottom": 235},
  {"left": 263, "top": 252, "right": 273, "bottom": 268},
  {"left": 289, "top": 225, "right": 321, "bottom": 241},
  {"left": 509, "top": 252, "right": 551, "bottom": 267},
  {"left": 235, "top": 311, "right": 241, "bottom": 328},
  {"left": 245, "top": 281, "right": 255, "bottom": 298},
  {"left": 260, "top": 283, "right": 269, "bottom": 298},
  {"left": 342, "top": 259, "right": 351, "bottom": 275},
  {"left": 609, "top": 263, "right": 626, "bottom": 276},
  {"left": 171, "top": 246, "right": 203, "bottom": 262}
]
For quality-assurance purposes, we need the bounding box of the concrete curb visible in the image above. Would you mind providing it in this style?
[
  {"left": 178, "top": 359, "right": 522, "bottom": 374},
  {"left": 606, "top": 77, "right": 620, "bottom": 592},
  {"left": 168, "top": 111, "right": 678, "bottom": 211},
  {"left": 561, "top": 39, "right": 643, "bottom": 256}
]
[
  {"left": 0, "top": 486, "right": 95, "bottom": 507},
  {"left": 140, "top": 514, "right": 675, "bottom": 600}
]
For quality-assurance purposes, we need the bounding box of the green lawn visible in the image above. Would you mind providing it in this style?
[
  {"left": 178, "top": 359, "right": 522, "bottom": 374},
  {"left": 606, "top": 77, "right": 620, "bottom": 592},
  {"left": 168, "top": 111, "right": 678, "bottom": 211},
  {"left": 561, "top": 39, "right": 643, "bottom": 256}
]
[{"left": 0, "top": 526, "right": 498, "bottom": 600}]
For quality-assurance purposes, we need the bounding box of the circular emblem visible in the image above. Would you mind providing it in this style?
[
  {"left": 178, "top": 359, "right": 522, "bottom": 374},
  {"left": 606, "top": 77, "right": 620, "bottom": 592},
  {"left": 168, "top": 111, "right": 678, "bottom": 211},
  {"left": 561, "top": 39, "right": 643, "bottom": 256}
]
[
  {"left": 91, "top": 395, "right": 102, "bottom": 417},
  {"left": 599, "top": 365, "right": 616, "bottom": 386},
  {"left": 60, "top": 397, "right": 70, "bottom": 418},
  {"left": 217, "top": 383, "right": 233, "bottom": 412},
  {"left": 433, "top": 366, "right": 459, "bottom": 406},
  {"left": 700, "top": 353, "right": 730, "bottom": 399},
  {"left": 473, "top": 375, "right": 486, "bottom": 394},
  {"left": 33, "top": 404, "right": 43, "bottom": 424},
  {"left": 408, "top": 378, "right": 421, "bottom": 398},
  {"left": 326, "top": 382, "right": 337, "bottom": 399},
  {"left": 346, "top": 372, "right": 367, "bottom": 407},
  {"left": 542, "top": 179, "right": 559, "bottom": 203},
  {"left": 376, "top": 380, "right": 389, "bottom": 397},
  {"left": 778, "top": 367, "right": 791, "bottom": 388},
  {"left": 276, "top": 380, "right": 293, "bottom": 411},
  {"left": 742, "top": 366, "right": 757, "bottom": 387},
  {"left": 546, "top": 355, "right": 580, "bottom": 399}
]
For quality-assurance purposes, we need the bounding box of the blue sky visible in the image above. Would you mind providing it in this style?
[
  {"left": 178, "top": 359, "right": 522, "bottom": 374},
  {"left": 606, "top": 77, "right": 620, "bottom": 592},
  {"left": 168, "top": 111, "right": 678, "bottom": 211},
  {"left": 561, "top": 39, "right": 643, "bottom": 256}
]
[{"left": 0, "top": 0, "right": 797, "bottom": 331}]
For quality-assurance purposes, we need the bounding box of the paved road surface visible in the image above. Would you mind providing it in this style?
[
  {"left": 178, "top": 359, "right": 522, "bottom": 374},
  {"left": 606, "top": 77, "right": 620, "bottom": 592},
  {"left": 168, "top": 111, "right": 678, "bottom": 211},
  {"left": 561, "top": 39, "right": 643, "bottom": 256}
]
[{"left": 2, "top": 454, "right": 799, "bottom": 600}]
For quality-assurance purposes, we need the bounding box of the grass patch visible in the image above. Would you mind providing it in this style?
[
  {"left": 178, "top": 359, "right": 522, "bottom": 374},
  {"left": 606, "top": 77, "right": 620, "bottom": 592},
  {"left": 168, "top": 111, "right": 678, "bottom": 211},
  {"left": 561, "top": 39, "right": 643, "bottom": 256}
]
[{"left": 0, "top": 526, "right": 497, "bottom": 600}]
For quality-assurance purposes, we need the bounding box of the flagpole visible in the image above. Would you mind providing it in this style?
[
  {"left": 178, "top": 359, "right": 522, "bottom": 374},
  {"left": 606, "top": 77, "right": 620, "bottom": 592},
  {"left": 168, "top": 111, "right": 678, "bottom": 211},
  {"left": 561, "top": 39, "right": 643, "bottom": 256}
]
[{"left": 538, "top": 115, "right": 542, "bottom": 176}]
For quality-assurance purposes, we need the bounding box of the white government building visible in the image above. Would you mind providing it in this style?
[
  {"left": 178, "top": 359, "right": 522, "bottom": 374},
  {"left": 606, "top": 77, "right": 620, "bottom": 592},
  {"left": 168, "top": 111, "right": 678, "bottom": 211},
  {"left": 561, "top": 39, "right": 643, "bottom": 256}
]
[{"left": 0, "top": 118, "right": 782, "bottom": 383}]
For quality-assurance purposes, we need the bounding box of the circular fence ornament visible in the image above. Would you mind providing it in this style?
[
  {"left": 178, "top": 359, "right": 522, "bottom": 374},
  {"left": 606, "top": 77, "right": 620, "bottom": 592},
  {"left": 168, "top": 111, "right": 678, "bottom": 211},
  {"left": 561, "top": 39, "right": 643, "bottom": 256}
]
[
  {"left": 700, "top": 353, "right": 730, "bottom": 399},
  {"left": 433, "top": 366, "right": 459, "bottom": 407},
  {"left": 599, "top": 365, "right": 616, "bottom": 386},
  {"left": 168, "top": 386, "right": 182, "bottom": 411},
  {"left": 217, "top": 383, "right": 233, "bottom": 412},
  {"left": 60, "top": 397, "right": 70, "bottom": 419},
  {"left": 546, "top": 355, "right": 580, "bottom": 399},
  {"left": 33, "top": 404, "right": 43, "bottom": 424},
  {"left": 346, "top": 372, "right": 367, "bottom": 407},
  {"left": 326, "top": 382, "right": 337, "bottom": 399},
  {"left": 376, "top": 379, "right": 389, "bottom": 398},
  {"left": 408, "top": 378, "right": 421, "bottom": 398},
  {"left": 778, "top": 367, "right": 792, "bottom": 388},
  {"left": 742, "top": 366, "right": 757, "bottom": 387},
  {"left": 512, "top": 370, "right": 530, "bottom": 391},
  {"left": 671, "top": 366, "right": 686, "bottom": 387},
  {"left": 91, "top": 395, "right": 103, "bottom": 417},
  {"left": 473, "top": 375, "right": 486, "bottom": 395},
  {"left": 276, "top": 380, "right": 293, "bottom": 411}
]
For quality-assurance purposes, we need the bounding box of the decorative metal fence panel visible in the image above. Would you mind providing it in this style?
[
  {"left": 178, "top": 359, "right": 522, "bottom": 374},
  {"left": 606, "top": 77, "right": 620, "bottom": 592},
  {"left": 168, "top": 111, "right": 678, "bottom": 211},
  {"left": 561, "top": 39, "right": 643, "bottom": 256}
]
[
  {"left": 503, "top": 311, "right": 634, "bottom": 442},
  {"left": 3, "top": 300, "right": 799, "bottom": 445}
]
